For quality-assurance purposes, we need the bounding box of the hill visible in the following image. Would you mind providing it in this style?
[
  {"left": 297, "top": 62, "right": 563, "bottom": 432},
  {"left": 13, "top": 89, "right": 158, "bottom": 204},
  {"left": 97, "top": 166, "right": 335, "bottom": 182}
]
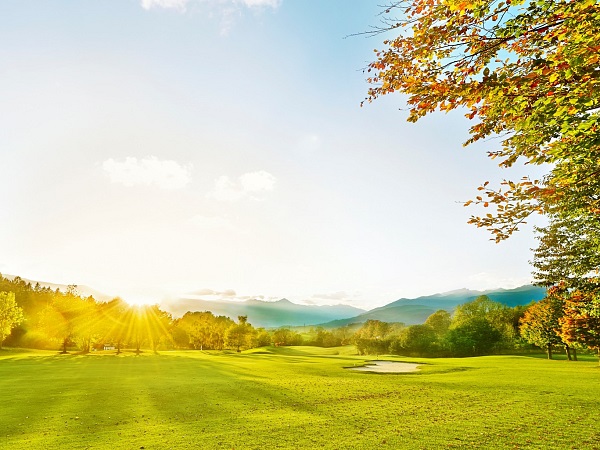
[
  {"left": 320, "top": 285, "right": 547, "bottom": 327},
  {"left": 161, "top": 297, "right": 366, "bottom": 328}
]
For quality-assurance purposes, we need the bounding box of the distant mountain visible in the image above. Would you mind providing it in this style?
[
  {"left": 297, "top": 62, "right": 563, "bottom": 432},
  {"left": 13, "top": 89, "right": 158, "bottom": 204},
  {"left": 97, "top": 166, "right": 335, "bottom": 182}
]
[
  {"left": 162, "top": 297, "right": 366, "bottom": 328},
  {"left": 3, "top": 274, "right": 113, "bottom": 302},
  {"left": 319, "top": 285, "right": 547, "bottom": 327}
]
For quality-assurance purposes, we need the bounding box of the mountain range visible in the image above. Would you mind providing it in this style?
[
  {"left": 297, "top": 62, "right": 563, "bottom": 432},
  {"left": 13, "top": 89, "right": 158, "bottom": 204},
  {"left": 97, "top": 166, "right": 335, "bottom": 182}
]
[
  {"left": 164, "top": 285, "right": 546, "bottom": 328},
  {"left": 161, "top": 297, "right": 366, "bottom": 329},
  {"left": 320, "top": 285, "right": 547, "bottom": 327}
]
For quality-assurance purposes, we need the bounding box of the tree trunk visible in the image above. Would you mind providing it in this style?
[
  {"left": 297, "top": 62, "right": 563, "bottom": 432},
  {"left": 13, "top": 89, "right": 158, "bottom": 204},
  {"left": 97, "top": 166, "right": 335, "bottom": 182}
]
[
  {"left": 547, "top": 343, "right": 553, "bottom": 360},
  {"left": 565, "top": 345, "right": 572, "bottom": 361},
  {"left": 572, "top": 348, "right": 577, "bottom": 361},
  {"left": 62, "top": 339, "right": 68, "bottom": 354}
]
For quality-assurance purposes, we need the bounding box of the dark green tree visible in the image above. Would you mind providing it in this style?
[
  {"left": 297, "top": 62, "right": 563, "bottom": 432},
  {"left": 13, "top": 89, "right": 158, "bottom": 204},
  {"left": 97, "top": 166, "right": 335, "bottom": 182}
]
[{"left": 447, "top": 318, "right": 502, "bottom": 356}]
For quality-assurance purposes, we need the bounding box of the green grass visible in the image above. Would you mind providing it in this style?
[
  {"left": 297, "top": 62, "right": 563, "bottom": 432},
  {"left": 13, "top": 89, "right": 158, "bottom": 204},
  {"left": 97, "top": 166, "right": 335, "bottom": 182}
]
[{"left": 0, "top": 346, "right": 599, "bottom": 449}]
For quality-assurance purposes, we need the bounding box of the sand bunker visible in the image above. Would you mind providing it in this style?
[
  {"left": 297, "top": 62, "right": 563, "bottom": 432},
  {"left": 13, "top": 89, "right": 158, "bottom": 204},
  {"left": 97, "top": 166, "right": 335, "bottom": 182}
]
[{"left": 348, "top": 360, "right": 420, "bottom": 373}]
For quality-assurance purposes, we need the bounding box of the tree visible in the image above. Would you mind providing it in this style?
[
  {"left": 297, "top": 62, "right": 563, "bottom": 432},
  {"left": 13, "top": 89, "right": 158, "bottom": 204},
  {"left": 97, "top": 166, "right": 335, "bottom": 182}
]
[
  {"left": 447, "top": 318, "right": 502, "bottom": 356},
  {"left": 452, "top": 295, "right": 515, "bottom": 345},
  {"left": 179, "top": 311, "right": 218, "bottom": 350},
  {"left": 225, "top": 316, "right": 253, "bottom": 352},
  {"left": 40, "top": 290, "right": 87, "bottom": 353},
  {"left": 72, "top": 296, "right": 101, "bottom": 353},
  {"left": 532, "top": 209, "right": 600, "bottom": 293},
  {"left": 144, "top": 305, "right": 173, "bottom": 353},
  {"left": 519, "top": 297, "right": 569, "bottom": 359},
  {"left": 311, "top": 327, "right": 341, "bottom": 347},
  {"left": 557, "top": 287, "right": 600, "bottom": 362},
  {"left": 255, "top": 328, "right": 272, "bottom": 347},
  {"left": 399, "top": 324, "right": 437, "bottom": 355},
  {"left": 354, "top": 320, "right": 392, "bottom": 355},
  {"left": 425, "top": 310, "right": 452, "bottom": 337},
  {"left": 363, "top": 0, "right": 600, "bottom": 242},
  {"left": 272, "top": 328, "right": 303, "bottom": 346},
  {"left": 0, "top": 291, "right": 24, "bottom": 349},
  {"left": 99, "top": 298, "right": 130, "bottom": 354}
]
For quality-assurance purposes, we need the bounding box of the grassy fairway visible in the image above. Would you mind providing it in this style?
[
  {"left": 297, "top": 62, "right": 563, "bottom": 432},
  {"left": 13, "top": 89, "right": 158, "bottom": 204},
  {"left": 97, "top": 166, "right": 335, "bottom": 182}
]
[{"left": 0, "top": 347, "right": 598, "bottom": 449}]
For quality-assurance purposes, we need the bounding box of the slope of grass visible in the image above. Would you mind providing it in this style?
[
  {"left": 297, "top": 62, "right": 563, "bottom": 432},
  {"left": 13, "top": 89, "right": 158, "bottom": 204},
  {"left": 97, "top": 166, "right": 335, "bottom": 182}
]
[{"left": 0, "top": 346, "right": 598, "bottom": 449}]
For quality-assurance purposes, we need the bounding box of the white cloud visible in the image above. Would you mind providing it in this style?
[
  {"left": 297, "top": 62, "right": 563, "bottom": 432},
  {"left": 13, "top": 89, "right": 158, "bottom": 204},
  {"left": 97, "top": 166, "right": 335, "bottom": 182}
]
[
  {"left": 102, "top": 156, "right": 192, "bottom": 190},
  {"left": 239, "top": 170, "right": 276, "bottom": 192},
  {"left": 208, "top": 170, "right": 276, "bottom": 201},
  {"left": 141, "top": 0, "right": 189, "bottom": 11}
]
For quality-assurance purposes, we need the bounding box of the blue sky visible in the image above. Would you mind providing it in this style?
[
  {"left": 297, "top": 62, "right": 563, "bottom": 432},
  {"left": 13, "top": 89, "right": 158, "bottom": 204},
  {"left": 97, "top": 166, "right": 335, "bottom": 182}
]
[{"left": 0, "top": 0, "right": 546, "bottom": 308}]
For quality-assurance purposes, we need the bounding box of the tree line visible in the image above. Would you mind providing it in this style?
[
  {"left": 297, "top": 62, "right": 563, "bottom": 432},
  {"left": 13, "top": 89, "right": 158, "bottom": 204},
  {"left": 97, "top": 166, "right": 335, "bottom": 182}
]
[
  {"left": 1, "top": 274, "right": 598, "bottom": 360},
  {"left": 0, "top": 275, "right": 265, "bottom": 353}
]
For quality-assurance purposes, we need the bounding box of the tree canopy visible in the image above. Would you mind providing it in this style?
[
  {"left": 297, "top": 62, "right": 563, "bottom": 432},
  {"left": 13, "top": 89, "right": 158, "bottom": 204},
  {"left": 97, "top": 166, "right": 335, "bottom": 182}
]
[
  {"left": 364, "top": 0, "right": 600, "bottom": 242},
  {"left": 0, "top": 291, "right": 24, "bottom": 349}
]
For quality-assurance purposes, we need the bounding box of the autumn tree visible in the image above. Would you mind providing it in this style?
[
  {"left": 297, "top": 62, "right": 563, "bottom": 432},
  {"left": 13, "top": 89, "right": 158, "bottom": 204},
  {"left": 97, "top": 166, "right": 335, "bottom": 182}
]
[
  {"left": 0, "top": 291, "right": 24, "bottom": 349},
  {"left": 519, "top": 296, "right": 570, "bottom": 359},
  {"left": 363, "top": 0, "right": 600, "bottom": 241},
  {"left": 557, "top": 287, "right": 600, "bottom": 362}
]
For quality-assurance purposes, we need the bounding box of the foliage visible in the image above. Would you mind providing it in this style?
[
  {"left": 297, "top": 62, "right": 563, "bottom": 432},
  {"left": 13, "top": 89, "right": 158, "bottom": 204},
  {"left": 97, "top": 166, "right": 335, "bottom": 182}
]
[
  {"left": 447, "top": 318, "right": 503, "bottom": 356},
  {"left": 424, "top": 309, "right": 452, "bottom": 336},
  {"left": 225, "top": 316, "right": 255, "bottom": 352},
  {"left": 556, "top": 287, "right": 600, "bottom": 359},
  {"left": 272, "top": 328, "right": 303, "bottom": 346},
  {"left": 397, "top": 324, "right": 437, "bottom": 355},
  {"left": 177, "top": 311, "right": 234, "bottom": 350},
  {"left": 532, "top": 209, "right": 600, "bottom": 292},
  {"left": 452, "top": 295, "right": 516, "bottom": 346},
  {"left": 353, "top": 320, "right": 395, "bottom": 355},
  {"left": 364, "top": 0, "right": 600, "bottom": 242},
  {"left": 98, "top": 298, "right": 130, "bottom": 353},
  {"left": 0, "top": 291, "right": 24, "bottom": 349},
  {"left": 519, "top": 296, "right": 565, "bottom": 358}
]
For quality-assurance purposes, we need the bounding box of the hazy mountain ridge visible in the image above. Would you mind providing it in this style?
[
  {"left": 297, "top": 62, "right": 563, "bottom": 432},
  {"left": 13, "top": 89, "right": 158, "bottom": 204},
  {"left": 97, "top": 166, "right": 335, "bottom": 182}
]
[
  {"left": 162, "top": 297, "right": 367, "bottom": 328},
  {"left": 319, "top": 285, "right": 547, "bottom": 327}
]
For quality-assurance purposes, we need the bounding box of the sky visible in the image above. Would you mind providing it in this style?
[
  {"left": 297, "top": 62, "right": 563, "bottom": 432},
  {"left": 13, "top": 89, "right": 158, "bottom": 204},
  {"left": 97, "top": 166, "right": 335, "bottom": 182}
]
[{"left": 0, "top": 0, "right": 548, "bottom": 310}]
